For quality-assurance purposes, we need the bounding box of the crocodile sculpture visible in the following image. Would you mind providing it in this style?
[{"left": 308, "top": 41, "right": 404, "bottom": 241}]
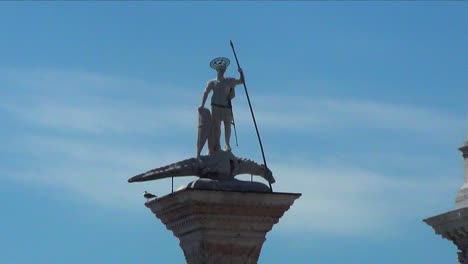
[{"left": 128, "top": 150, "right": 275, "bottom": 184}]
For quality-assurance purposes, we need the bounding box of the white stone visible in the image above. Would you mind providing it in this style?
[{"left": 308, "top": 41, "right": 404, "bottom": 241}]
[{"left": 456, "top": 143, "right": 468, "bottom": 209}]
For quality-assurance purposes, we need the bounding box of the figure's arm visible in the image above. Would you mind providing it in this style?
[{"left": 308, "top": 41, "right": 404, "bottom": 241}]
[
  {"left": 200, "top": 81, "right": 213, "bottom": 108},
  {"left": 234, "top": 68, "right": 245, "bottom": 85},
  {"left": 228, "top": 68, "right": 244, "bottom": 100},
  {"left": 229, "top": 86, "right": 235, "bottom": 100}
]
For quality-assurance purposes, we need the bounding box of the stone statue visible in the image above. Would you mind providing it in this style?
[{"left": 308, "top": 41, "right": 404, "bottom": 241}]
[
  {"left": 128, "top": 150, "right": 275, "bottom": 184},
  {"left": 128, "top": 56, "right": 273, "bottom": 192},
  {"left": 198, "top": 57, "right": 244, "bottom": 156}
]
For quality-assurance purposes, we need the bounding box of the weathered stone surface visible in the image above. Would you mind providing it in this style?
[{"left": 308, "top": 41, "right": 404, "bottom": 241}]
[
  {"left": 146, "top": 189, "right": 301, "bottom": 264},
  {"left": 424, "top": 207, "right": 468, "bottom": 264}
]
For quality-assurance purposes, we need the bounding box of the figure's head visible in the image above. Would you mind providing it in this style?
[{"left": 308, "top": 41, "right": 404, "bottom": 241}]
[
  {"left": 217, "top": 67, "right": 226, "bottom": 75},
  {"left": 210, "top": 57, "right": 230, "bottom": 75}
]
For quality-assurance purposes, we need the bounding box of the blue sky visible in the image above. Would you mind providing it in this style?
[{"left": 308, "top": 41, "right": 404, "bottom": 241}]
[{"left": 1, "top": 2, "right": 467, "bottom": 264}]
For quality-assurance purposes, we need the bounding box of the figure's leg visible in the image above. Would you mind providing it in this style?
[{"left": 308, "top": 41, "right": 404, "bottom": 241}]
[
  {"left": 223, "top": 110, "right": 233, "bottom": 151},
  {"left": 224, "top": 120, "right": 231, "bottom": 151}
]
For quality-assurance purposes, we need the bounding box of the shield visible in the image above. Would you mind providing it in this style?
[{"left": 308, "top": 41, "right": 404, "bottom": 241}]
[{"left": 197, "top": 107, "right": 212, "bottom": 156}]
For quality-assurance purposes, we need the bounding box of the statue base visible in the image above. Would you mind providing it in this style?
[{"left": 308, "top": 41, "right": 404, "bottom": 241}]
[
  {"left": 145, "top": 188, "right": 301, "bottom": 264},
  {"left": 178, "top": 178, "right": 272, "bottom": 193}
]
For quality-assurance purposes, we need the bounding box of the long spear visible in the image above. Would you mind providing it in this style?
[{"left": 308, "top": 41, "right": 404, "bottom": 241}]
[
  {"left": 228, "top": 90, "right": 239, "bottom": 147},
  {"left": 230, "top": 40, "right": 272, "bottom": 191}
]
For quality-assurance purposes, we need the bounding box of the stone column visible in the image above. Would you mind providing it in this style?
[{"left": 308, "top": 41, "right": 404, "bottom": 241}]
[
  {"left": 145, "top": 188, "right": 301, "bottom": 264},
  {"left": 425, "top": 141, "right": 468, "bottom": 263}
]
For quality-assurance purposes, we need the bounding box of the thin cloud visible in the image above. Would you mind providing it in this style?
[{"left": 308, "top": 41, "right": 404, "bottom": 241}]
[
  {"left": 270, "top": 160, "right": 457, "bottom": 237},
  {"left": 2, "top": 68, "right": 464, "bottom": 140},
  {"left": 6, "top": 135, "right": 196, "bottom": 211},
  {"left": 4, "top": 134, "right": 457, "bottom": 237},
  {"left": 1, "top": 68, "right": 464, "bottom": 237},
  {"left": 236, "top": 95, "right": 465, "bottom": 139},
  {"left": 2, "top": 100, "right": 196, "bottom": 135}
]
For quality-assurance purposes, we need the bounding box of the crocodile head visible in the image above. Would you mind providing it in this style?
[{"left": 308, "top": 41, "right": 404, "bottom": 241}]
[{"left": 234, "top": 158, "right": 276, "bottom": 184}]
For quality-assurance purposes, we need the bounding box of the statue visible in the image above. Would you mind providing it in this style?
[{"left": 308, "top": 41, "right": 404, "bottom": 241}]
[
  {"left": 198, "top": 57, "right": 244, "bottom": 156},
  {"left": 128, "top": 42, "right": 274, "bottom": 192},
  {"left": 128, "top": 151, "right": 275, "bottom": 184}
]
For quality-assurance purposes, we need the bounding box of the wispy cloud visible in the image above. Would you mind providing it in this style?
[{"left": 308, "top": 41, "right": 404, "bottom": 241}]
[
  {"left": 2, "top": 68, "right": 464, "bottom": 140},
  {"left": 1, "top": 68, "right": 464, "bottom": 237},
  {"left": 236, "top": 95, "right": 465, "bottom": 140},
  {"left": 5, "top": 133, "right": 458, "bottom": 237},
  {"left": 6, "top": 134, "right": 197, "bottom": 211},
  {"left": 3, "top": 99, "right": 195, "bottom": 135},
  {"left": 269, "top": 159, "right": 458, "bottom": 236}
]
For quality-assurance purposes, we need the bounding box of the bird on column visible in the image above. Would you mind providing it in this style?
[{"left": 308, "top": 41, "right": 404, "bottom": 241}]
[{"left": 143, "top": 191, "right": 157, "bottom": 201}]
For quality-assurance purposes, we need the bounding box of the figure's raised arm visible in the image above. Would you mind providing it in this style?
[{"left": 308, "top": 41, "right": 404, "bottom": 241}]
[
  {"left": 234, "top": 68, "right": 245, "bottom": 85},
  {"left": 200, "top": 81, "right": 213, "bottom": 109}
]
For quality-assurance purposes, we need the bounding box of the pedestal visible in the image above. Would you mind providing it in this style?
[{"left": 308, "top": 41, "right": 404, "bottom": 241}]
[
  {"left": 424, "top": 207, "right": 468, "bottom": 264},
  {"left": 145, "top": 189, "right": 301, "bottom": 264}
]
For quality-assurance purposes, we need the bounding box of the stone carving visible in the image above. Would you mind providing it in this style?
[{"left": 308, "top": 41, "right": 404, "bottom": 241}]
[
  {"left": 128, "top": 55, "right": 273, "bottom": 190},
  {"left": 145, "top": 189, "right": 301, "bottom": 264},
  {"left": 128, "top": 150, "right": 275, "bottom": 184},
  {"left": 199, "top": 57, "right": 244, "bottom": 155}
]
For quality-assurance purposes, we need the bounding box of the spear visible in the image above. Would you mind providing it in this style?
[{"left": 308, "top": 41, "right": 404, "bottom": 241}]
[
  {"left": 230, "top": 40, "right": 272, "bottom": 191},
  {"left": 228, "top": 89, "right": 239, "bottom": 147}
]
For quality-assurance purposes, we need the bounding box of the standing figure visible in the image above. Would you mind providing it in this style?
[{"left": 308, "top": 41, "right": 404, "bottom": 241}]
[{"left": 200, "top": 57, "right": 244, "bottom": 155}]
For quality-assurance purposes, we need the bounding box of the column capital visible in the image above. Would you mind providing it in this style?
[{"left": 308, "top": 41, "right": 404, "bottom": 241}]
[{"left": 145, "top": 189, "right": 301, "bottom": 264}]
